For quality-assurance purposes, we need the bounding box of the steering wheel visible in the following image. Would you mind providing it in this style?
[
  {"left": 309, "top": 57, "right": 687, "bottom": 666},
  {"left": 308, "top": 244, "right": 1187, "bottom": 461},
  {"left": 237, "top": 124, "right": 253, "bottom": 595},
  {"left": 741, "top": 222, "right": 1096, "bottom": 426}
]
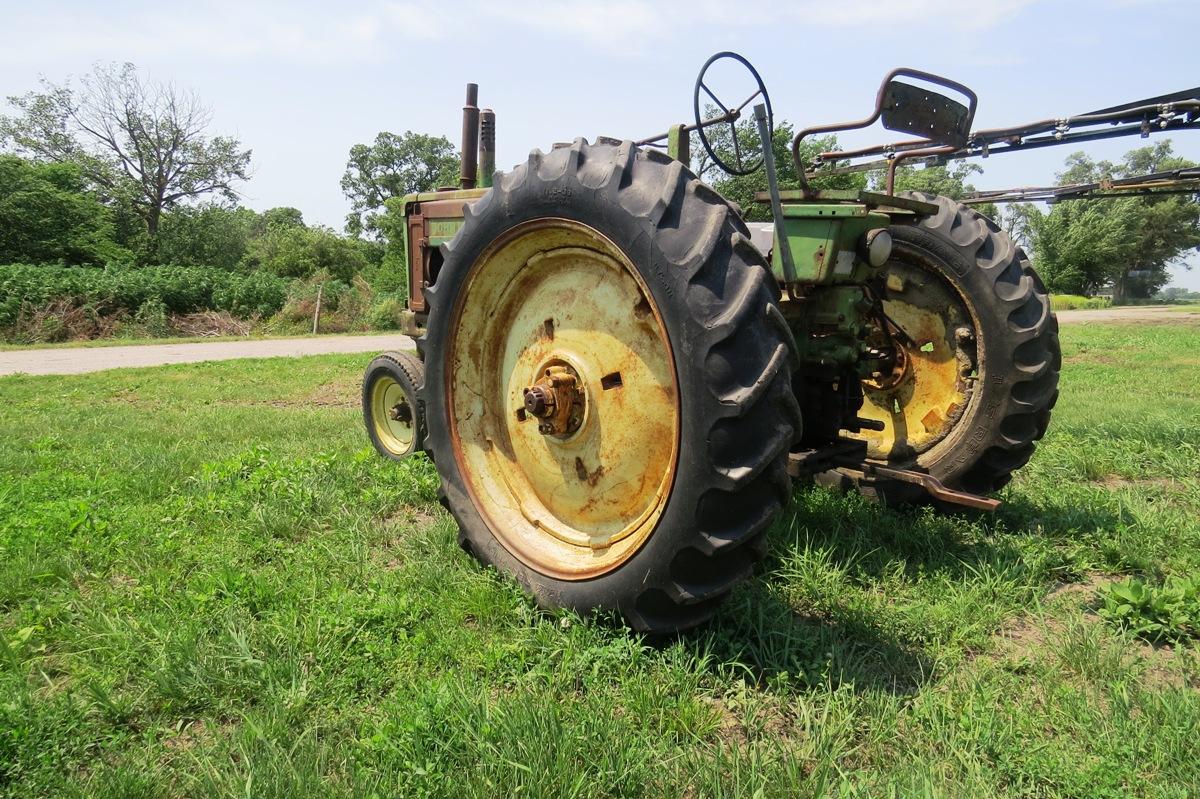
[{"left": 693, "top": 51, "right": 773, "bottom": 176}]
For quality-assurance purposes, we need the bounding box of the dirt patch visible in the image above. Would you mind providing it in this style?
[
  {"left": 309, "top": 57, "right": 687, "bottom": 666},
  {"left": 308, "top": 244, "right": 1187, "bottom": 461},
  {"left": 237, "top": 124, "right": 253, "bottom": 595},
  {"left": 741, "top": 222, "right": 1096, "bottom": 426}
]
[
  {"left": 1056, "top": 307, "right": 1200, "bottom": 325},
  {"left": 701, "top": 693, "right": 794, "bottom": 746},
  {"left": 1064, "top": 352, "right": 1119, "bottom": 366},
  {"left": 163, "top": 718, "right": 238, "bottom": 751},
  {"left": 266, "top": 378, "right": 359, "bottom": 409},
  {"left": 995, "top": 575, "right": 1118, "bottom": 658},
  {"left": 382, "top": 504, "right": 439, "bottom": 529},
  {"left": 1095, "top": 475, "right": 1182, "bottom": 492}
]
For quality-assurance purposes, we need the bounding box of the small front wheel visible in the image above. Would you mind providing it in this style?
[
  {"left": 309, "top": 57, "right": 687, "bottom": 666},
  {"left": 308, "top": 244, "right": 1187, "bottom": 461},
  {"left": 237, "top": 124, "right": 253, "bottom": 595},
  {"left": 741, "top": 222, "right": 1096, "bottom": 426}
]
[{"left": 363, "top": 351, "right": 425, "bottom": 460}]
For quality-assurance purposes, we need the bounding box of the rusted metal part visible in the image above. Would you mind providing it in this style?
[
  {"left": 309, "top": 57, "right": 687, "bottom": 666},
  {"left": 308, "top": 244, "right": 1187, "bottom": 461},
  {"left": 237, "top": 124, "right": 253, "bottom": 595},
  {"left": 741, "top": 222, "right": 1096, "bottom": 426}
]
[
  {"left": 791, "top": 68, "right": 977, "bottom": 195},
  {"left": 851, "top": 259, "right": 975, "bottom": 460},
  {"left": 460, "top": 83, "right": 479, "bottom": 189},
  {"left": 786, "top": 446, "right": 999, "bottom": 511},
  {"left": 960, "top": 167, "right": 1200, "bottom": 205},
  {"left": 520, "top": 364, "right": 584, "bottom": 437},
  {"left": 806, "top": 86, "right": 1200, "bottom": 187},
  {"left": 446, "top": 218, "right": 679, "bottom": 580},
  {"left": 838, "top": 461, "right": 1000, "bottom": 512},
  {"left": 478, "top": 108, "right": 496, "bottom": 188},
  {"left": 404, "top": 191, "right": 488, "bottom": 313}
]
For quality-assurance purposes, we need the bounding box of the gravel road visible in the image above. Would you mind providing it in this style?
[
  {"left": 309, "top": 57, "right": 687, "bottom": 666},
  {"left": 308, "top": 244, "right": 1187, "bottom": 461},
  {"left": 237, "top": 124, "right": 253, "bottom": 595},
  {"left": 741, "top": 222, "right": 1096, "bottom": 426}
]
[{"left": 0, "top": 334, "right": 414, "bottom": 377}]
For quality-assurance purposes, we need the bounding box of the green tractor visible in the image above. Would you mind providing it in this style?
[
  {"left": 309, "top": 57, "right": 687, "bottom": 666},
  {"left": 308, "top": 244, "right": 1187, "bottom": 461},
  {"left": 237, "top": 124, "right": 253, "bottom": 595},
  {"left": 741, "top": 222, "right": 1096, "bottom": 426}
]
[{"left": 363, "top": 53, "right": 1063, "bottom": 633}]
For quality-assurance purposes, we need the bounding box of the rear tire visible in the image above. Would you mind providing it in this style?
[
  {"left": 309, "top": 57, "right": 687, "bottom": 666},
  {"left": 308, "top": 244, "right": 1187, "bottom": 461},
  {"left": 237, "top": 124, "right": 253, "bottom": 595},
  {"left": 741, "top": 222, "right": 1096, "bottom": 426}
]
[
  {"left": 421, "top": 139, "right": 801, "bottom": 633},
  {"left": 836, "top": 193, "right": 1059, "bottom": 500}
]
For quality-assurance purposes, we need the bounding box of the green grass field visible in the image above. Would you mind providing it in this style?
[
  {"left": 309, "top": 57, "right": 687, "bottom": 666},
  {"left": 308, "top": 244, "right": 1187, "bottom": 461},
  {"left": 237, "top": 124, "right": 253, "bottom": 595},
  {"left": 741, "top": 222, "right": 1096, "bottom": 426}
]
[{"left": 2, "top": 322, "right": 1198, "bottom": 798}]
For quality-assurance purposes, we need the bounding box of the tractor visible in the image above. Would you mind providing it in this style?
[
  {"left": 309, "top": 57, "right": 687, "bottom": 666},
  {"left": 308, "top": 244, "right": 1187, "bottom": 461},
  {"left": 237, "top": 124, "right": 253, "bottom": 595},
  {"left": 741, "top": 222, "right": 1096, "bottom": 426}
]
[{"left": 360, "top": 52, "right": 1197, "bottom": 633}]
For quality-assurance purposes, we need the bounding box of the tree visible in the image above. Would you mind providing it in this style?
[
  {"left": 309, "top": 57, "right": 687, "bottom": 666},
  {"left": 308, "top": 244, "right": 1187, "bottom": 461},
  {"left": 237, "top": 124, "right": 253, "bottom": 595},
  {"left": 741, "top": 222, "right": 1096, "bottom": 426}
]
[
  {"left": 341, "top": 131, "right": 459, "bottom": 236},
  {"left": 1029, "top": 142, "right": 1199, "bottom": 301},
  {"left": 254, "top": 206, "right": 305, "bottom": 235},
  {"left": 155, "top": 204, "right": 258, "bottom": 270},
  {"left": 243, "top": 225, "right": 368, "bottom": 283},
  {"left": 889, "top": 161, "right": 983, "bottom": 200},
  {"left": 1, "top": 62, "right": 251, "bottom": 256},
  {"left": 692, "top": 115, "right": 865, "bottom": 222},
  {"left": 0, "top": 154, "right": 128, "bottom": 264}
]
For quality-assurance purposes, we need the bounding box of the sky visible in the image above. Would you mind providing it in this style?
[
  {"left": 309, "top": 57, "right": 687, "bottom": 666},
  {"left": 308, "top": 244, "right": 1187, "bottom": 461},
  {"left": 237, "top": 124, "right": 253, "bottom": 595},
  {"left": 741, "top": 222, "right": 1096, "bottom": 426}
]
[{"left": 2, "top": 0, "right": 1198, "bottom": 287}]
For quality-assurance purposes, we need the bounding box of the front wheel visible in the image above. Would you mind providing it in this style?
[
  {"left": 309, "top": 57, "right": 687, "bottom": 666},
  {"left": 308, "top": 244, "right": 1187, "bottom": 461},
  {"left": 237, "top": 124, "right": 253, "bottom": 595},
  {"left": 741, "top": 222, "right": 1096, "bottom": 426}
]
[
  {"left": 843, "top": 193, "right": 1060, "bottom": 498},
  {"left": 363, "top": 351, "right": 426, "bottom": 460}
]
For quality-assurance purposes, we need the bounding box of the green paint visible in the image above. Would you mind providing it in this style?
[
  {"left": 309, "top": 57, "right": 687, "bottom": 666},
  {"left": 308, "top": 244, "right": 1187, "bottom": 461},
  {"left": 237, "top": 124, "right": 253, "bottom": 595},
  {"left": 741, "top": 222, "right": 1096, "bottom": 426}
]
[
  {"left": 667, "top": 124, "right": 690, "bottom": 163},
  {"left": 770, "top": 204, "right": 890, "bottom": 284}
]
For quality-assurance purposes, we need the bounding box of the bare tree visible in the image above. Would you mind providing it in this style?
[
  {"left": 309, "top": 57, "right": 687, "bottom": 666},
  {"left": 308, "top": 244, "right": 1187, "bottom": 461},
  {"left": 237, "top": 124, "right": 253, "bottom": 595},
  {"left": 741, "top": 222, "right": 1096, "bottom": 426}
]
[{"left": 1, "top": 63, "right": 251, "bottom": 249}]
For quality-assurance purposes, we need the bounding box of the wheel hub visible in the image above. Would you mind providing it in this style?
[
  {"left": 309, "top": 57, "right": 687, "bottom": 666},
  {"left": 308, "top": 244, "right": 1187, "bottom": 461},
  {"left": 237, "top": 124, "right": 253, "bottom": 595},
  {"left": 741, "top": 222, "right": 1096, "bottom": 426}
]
[
  {"left": 854, "top": 259, "right": 977, "bottom": 460},
  {"left": 520, "top": 363, "right": 584, "bottom": 437}
]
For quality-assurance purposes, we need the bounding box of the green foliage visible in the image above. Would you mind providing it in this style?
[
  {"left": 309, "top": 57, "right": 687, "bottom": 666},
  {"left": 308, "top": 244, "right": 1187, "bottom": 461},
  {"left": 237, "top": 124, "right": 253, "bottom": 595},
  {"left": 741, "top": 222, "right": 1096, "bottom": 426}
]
[
  {"left": 341, "top": 131, "right": 459, "bottom": 236},
  {"left": 254, "top": 206, "right": 305, "bottom": 234},
  {"left": 0, "top": 263, "right": 289, "bottom": 327},
  {"left": 1098, "top": 576, "right": 1200, "bottom": 641},
  {"left": 1029, "top": 142, "right": 1199, "bottom": 300},
  {"left": 133, "top": 296, "right": 170, "bottom": 338},
  {"left": 155, "top": 204, "right": 258, "bottom": 270},
  {"left": 1050, "top": 294, "right": 1112, "bottom": 311},
  {"left": 366, "top": 295, "right": 406, "bottom": 330},
  {"left": 0, "top": 155, "right": 129, "bottom": 265},
  {"left": 889, "top": 161, "right": 984, "bottom": 201},
  {"left": 694, "top": 117, "right": 865, "bottom": 222},
  {"left": 370, "top": 195, "right": 410, "bottom": 296},
  {"left": 243, "top": 225, "right": 368, "bottom": 283}
]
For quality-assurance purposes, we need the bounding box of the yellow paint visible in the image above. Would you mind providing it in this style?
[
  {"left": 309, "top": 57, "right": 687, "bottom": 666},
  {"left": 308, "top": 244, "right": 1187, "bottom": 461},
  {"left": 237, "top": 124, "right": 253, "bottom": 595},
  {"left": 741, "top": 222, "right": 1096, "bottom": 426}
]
[
  {"left": 370, "top": 376, "right": 416, "bottom": 456},
  {"left": 447, "top": 219, "right": 679, "bottom": 580},
  {"left": 854, "top": 261, "right": 974, "bottom": 460}
]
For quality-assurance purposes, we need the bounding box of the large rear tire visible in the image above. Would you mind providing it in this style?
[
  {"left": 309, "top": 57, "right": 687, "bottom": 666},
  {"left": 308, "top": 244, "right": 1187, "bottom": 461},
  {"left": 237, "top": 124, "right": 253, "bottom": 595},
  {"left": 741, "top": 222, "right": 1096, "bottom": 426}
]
[
  {"left": 840, "top": 193, "right": 1060, "bottom": 499},
  {"left": 421, "top": 139, "right": 800, "bottom": 633}
]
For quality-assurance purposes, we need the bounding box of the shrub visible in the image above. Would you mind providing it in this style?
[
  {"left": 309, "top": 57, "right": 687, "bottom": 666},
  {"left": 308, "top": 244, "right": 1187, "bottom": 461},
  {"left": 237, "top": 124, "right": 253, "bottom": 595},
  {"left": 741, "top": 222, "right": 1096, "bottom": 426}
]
[
  {"left": 1050, "top": 294, "right": 1112, "bottom": 311},
  {"left": 134, "top": 296, "right": 171, "bottom": 338},
  {"left": 367, "top": 295, "right": 405, "bottom": 330}
]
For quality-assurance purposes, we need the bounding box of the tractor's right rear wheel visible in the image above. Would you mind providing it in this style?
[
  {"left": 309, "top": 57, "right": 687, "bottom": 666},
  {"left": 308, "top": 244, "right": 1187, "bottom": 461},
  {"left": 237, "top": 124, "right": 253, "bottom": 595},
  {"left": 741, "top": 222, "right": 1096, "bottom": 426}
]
[
  {"left": 837, "top": 193, "right": 1060, "bottom": 502},
  {"left": 420, "top": 139, "right": 800, "bottom": 633}
]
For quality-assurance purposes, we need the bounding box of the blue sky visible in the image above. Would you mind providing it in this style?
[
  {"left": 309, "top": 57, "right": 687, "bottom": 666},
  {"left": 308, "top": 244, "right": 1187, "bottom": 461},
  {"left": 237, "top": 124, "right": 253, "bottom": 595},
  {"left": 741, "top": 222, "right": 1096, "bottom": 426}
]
[{"left": 2, "top": 0, "right": 1198, "bottom": 287}]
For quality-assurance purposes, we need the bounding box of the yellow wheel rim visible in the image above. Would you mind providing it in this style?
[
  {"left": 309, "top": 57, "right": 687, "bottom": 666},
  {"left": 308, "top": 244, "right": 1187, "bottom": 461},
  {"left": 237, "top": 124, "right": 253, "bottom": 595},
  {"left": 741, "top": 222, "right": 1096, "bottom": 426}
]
[
  {"left": 371, "top": 375, "right": 416, "bottom": 456},
  {"left": 447, "top": 219, "right": 679, "bottom": 580},
  {"left": 854, "top": 259, "right": 977, "bottom": 460}
]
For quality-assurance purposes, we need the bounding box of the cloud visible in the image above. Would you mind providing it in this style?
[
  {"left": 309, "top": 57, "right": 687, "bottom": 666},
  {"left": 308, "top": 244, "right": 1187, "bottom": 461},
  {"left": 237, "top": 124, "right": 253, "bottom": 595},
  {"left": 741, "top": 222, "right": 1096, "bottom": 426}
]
[{"left": 0, "top": 0, "right": 1044, "bottom": 69}]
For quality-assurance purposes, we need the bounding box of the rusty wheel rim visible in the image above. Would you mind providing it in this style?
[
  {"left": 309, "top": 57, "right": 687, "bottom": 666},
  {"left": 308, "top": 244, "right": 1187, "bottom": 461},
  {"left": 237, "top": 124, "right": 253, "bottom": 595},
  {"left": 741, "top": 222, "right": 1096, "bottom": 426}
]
[
  {"left": 446, "top": 219, "right": 680, "bottom": 580},
  {"left": 370, "top": 376, "right": 416, "bottom": 456},
  {"left": 854, "top": 258, "right": 978, "bottom": 461}
]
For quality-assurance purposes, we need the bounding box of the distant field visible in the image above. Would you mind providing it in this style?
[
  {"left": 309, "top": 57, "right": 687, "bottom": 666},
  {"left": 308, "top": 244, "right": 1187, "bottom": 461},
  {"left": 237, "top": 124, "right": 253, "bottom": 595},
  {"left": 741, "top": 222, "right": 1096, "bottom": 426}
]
[{"left": 1, "top": 322, "right": 1198, "bottom": 797}]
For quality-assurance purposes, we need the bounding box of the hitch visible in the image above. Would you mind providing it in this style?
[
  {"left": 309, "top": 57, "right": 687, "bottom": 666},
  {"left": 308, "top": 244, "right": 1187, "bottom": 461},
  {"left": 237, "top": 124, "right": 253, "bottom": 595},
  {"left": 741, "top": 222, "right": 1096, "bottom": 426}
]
[{"left": 787, "top": 443, "right": 1001, "bottom": 512}]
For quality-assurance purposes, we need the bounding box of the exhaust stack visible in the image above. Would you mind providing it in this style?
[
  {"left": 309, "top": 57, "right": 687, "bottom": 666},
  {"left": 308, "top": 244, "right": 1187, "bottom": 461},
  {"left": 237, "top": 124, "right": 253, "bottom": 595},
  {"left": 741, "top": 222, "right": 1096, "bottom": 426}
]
[
  {"left": 479, "top": 108, "right": 496, "bottom": 189},
  {"left": 460, "top": 83, "right": 479, "bottom": 189}
]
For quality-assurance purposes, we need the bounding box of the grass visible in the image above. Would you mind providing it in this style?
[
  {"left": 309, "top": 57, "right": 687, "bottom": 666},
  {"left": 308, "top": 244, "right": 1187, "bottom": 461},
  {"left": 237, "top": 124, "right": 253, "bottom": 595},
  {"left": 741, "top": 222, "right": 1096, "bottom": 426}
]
[{"left": 1, "top": 322, "right": 1199, "bottom": 797}]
